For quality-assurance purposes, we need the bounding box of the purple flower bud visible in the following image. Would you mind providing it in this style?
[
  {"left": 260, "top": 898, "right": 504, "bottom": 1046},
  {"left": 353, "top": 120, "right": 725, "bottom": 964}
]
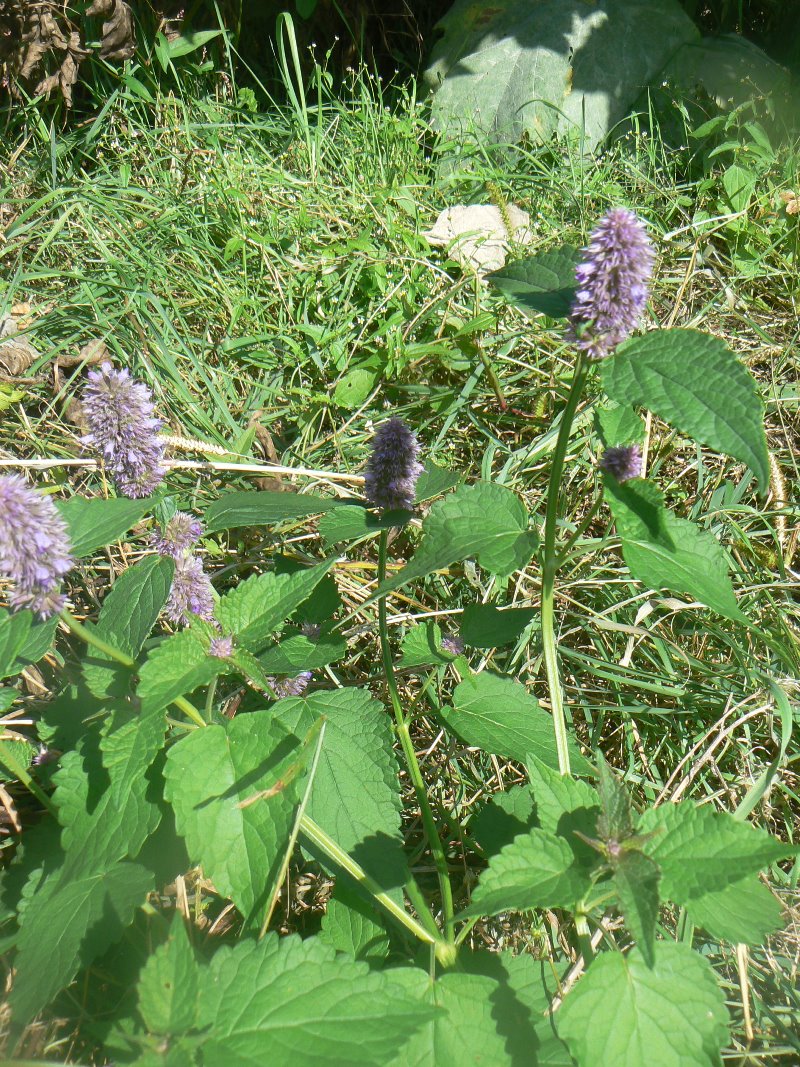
[
  {"left": 364, "top": 417, "right": 423, "bottom": 512},
  {"left": 164, "top": 555, "right": 215, "bottom": 627},
  {"left": 300, "top": 621, "right": 321, "bottom": 641},
  {"left": 441, "top": 634, "right": 463, "bottom": 655},
  {"left": 569, "top": 208, "right": 654, "bottom": 360},
  {"left": 151, "top": 512, "right": 204, "bottom": 559},
  {"left": 32, "top": 744, "right": 60, "bottom": 766},
  {"left": 0, "top": 475, "right": 73, "bottom": 618},
  {"left": 599, "top": 444, "right": 643, "bottom": 483},
  {"left": 209, "top": 634, "right": 235, "bottom": 659},
  {"left": 270, "top": 671, "right": 312, "bottom": 699},
  {"left": 81, "top": 362, "right": 166, "bottom": 498}
]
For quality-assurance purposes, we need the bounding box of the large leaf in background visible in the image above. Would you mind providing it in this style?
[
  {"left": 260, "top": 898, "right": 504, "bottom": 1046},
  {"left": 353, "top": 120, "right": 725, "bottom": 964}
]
[
  {"left": 216, "top": 562, "right": 333, "bottom": 653},
  {"left": 459, "top": 604, "right": 536, "bottom": 648},
  {"left": 9, "top": 861, "right": 153, "bottom": 1028},
  {"left": 205, "top": 490, "right": 334, "bottom": 532},
  {"left": 424, "top": 0, "right": 698, "bottom": 151},
  {"left": 558, "top": 942, "right": 729, "bottom": 1067},
  {"left": 82, "top": 554, "right": 174, "bottom": 698},
  {"left": 164, "top": 711, "right": 308, "bottom": 927},
  {"left": 441, "top": 673, "right": 588, "bottom": 772},
  {"left": 196, "top": 935, "right": 435, "bottom": 1066},
  {"left": 602, "top": 328, "right": 769, "bottom": 491},
  {"left": 664, "top": 32, "right": 790, "bottom": 108},
  {"left": 687, "top": 876, "right": 784, "bottom": 946},
  {"left": 275, "top": 690, "right": 408, "bottom": 891},
  {"left": 373, "top": 482, "right": 538, "bottom": 600},
  {"left": 488, "top": 245, "right": 581, "bottom": 319},
  {"left": 604, "top": 477, "right": 745, "bottom": 622},
  {"left": 57, "top": 495, "right": 154, "bottom": 557}
]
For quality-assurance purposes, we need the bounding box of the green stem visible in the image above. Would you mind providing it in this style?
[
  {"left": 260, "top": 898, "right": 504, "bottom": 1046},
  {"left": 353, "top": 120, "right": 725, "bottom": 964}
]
[
  {"left": 378, "top": 529, "right": 455, "bottom": 942},
  {"left": 540, "top": 357, "right": 589, "bottom": 777}
]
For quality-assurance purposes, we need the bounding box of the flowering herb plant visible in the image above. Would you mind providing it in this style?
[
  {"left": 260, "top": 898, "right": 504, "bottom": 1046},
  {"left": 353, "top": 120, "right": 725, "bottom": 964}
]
[{"left": 0, "top": 209, "right": 795, "bottom": 1067}]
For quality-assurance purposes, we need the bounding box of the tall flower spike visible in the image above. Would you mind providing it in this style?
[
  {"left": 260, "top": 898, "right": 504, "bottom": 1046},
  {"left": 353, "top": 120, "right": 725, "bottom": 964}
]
[
  {"left": 164, "top": 555, "right": 215, "bottom": 627},
  {"left": 151, "top": 512, "right": 204, "bottom": 559},
  {"left": 81, "top": 362, "right": 166, "bottom": 498},
  {"left": 569, "top": 207, "right": 654, "bottom": 360},
  {"left": 364, "top": 417, "right": 423, "bottom": 512},
  {"left": 0, "top": 475, "right": 73, "bottom": 618},
  {"left": 599, "top": 444, "right": 643, "bottom": 483}
]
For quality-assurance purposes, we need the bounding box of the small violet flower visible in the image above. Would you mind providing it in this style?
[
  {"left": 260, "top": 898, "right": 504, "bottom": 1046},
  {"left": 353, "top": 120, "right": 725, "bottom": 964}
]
[
  {"left": 569, "top": 207, "right": 654, "bottom": 360},
  {"left": 270, "top": 672, "right": 312, "bottom": 699},
  {"left": 599, "top": 444, "right": 643, "bottom": 483},
  {"left": 164, "top": 555, "right": 215, "bottom": 627},
  {"left": 364, "top": 417, "right": 423, "bottom": 512},
  {"left": 209, "top": 634, "right": 235, "bottom": 659},
  {"left": 441, "top": 634, "right": 464, "bottom": 656},
  {"left": 0, "top": 475, "right": 73, "bottom": 618},
  {"left": 81, "top": 362, "right": 166, "bottom": 498},
  {"left": 151, "top": 512, "right": 204, "bottom": 559}
]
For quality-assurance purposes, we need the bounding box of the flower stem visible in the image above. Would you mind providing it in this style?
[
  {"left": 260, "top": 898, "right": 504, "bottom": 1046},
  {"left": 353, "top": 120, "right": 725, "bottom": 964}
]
[
  {"left": 378, "top": 529, "right": 455, "bottom": 941},
  {"left": 540, "top": 356, "right": 589, "bottom": 777}
]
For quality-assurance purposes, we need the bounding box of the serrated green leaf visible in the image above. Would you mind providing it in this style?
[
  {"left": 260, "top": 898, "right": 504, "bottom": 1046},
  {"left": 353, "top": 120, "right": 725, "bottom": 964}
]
[
  {"left": 318, "top": 504, "right": 406, "bottom": 546},
  {"left": 611, "top": 849, "right": 660, "bottom": 967},
  {"left": 196, "top": 934, "right": 436, "bottom": 1067},
  {"left": 399, "top": 621, "right": 458, "bottom": 668},
  {"left": 136, "top": 626, "right": 228, "bottom": 716},
  {"left": 596, "top": 754, "right": 634, "bottom": 842},
  {"left": 602, "top": 328, "right": 769, "bottom": 491},
  {"left": 415, "top": 461, "right": 462, "bottom": 502},
  {"left": 687, "top": 875, "right": 783, "bottom": 945},
  {"left": 488, "top": 245, "right": 581, "bottom": 319},
  {"left": 10, "top": 860, "right": 153, "bottom": 1027},
  {"left": 469, "top": 785, "right": 535, "bottom": 854},
  {"left": 274, "top": 689, "right": 408, "bottom": 891},
  {"left": 527, "top": 756, "right": 598, "bottom": 833},
  {"left": 386, "top": 970, "right": 511, "bottom": 1066},
  {"left": 58, "top": 496, "right": 154, "bottom": 557},
  {"left": 558, "top": 941, "right": 729, "bottom": 1067},
  {"left": 137, "top": 912, "right": 199, "bottom": 1035},
  {"left": 442, "top": 673, "right": 588, "bottom": 772},
  {"left": 164, "top": 711, "right": 306, "bottom": 926},
  {"left": 319, "top": 881, "right": 391, "bottom": 964},
  {"left": 11, "top": 613, "right": 58, "bottom": 669},
  {"left": 0, "top": 737, "right": 35, "bottom": 783},
  {"left": 216, "top": 562, "right": 333, "bottom": 653},
  {"left": 459, "top": 604, "right": 536, "bottom": 648},
  {"left": 373, "top": 482, "right": 538, "bottom": 600},
  {"left": 605, "top": 477, "right": 746, "bottom": 622},
  {"left": 82, "top": 555, "right": 174, "bottom": 698},
  {"left": 258, "top": 626, "right": 346, "bottom": 673},
  {"left": 462, "top": 828, "right": 595, "bottom": 918},
  {"left": 638, "top": 802, "right": 797, "bottom": 903},
  {"left": 595, "top": 402, "right": 645, "bottom": 448},
  {"left": 205, "top": 490, "right": 334, "bottom": 533},
  {"left": 0, "top": 609, "right": 32, "bottom": 679}
]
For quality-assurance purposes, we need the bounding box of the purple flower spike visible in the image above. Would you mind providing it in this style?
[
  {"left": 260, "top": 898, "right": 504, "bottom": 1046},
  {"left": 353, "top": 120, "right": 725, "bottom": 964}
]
[
  {"left": 81, "top": 362, "right": 166, "bottom": 498},
  {"left": 270, "top": 672, "right": 312, "bottom": 699},
  {"left": 0, "top": 475, "right": 73, "bottom": 618},
  {"left": 164, "top": 555, "right": 215, "bottom": 627},
  {"left": 151, "top": 512, "right": 204, "bottom": 559},
  {"left": 441, "top": 634, "right": 464, "bottom": 656},
  {"left": 364, "top": 417, "right": 423, "bottom": 512},
  {"left": 209, "top": 634, "right": 235, "bottom": 659},
  {"left": 569, "top": 208, "right": 654, "bottom": 360},
  {"left": 599, "top": 444, "right": 643, "bottom": 483}
]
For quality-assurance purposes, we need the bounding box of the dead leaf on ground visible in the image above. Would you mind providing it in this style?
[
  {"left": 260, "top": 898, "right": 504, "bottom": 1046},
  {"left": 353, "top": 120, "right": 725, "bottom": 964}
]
[
  {"left": 0, "top": 314, "right": 40, "bottom": 376},
  {"left": 779, "top": 190, "right": 800, "bottom": 216},
  {"left": 87, "top": 0, "right": 136, "bottom": 62},
  {"left": 422, "top": 203, "right": 533, "bottom": 274},
  {"left": 249, "top": 410, "right": 286, "bottom": 492}
]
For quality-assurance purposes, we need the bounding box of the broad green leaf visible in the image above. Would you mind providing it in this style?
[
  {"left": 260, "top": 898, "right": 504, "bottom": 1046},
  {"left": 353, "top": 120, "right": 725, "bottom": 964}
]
[
  {"left": 425, "top": 0, "right": 698, "bottom": 151},
  {"left": 258, "top": 626, "right": 346, "bottom": 673},
  {"left": 136, "top": 626, "right": 228, "bottom": 716},
  {"left": 318, "top": 504, "right": 406, "bottom": 546},
  {"left": 462, "top": 828, "right": 595, "bottom": 918},
  {"left": 333, "top": 366, "right": 377, "bottom": 408},
  {"left": 0, "top": 737, "right": 35, "bottom": 782},
  {"left": 205, "top": 490, "right": 334, "bottom": 533},
  {"left": 164, "top": 711, "right": 307, "bottom": 926},
  {"left": 596, "top": 754, "right": 634, "bottom": 842},
  {"left": 442, "top": 673, "right": 588, "bottom": 772},
  {"left": 387, "top": 971, "right": 510, "bottom": 1066},
  {"left": 611, "top": 849, "right": 660, "bottom": 968},
  {"left": 137, "top": 912, "right": 199, "bottom": 1035},
  {"left": 665, "top": 32, "right": 790, "bottom": 108},
  {"left": 605, "top": 477, "right": 746, "bottom": 622},
  {"left": 721, "top": 163, "right": 756, "bottom": 213},
  {"left": 167, "top": 28, "right": 224, "bottom": 58},
  {"left": 687, "top": 875, "right": 783, "bottom": 945},
  {"left": 196, "top": 934, "right": 436, "bottom": 1067},
  {"left": 373, "top": 482, "right": 538, "bottom": 600},
  {"left": 399, "top": 621, "right": 459, "bottom": 668},
  {"left": 275, "top": 690, "right": 408, "bottom": 891},
  {"left": 0, "top": 609, "right": 31, "bottom": 679},
  {"left": 415, "top": 461, "right": 462, "bottom": 502},
  {"left": 488, "top": 246, "right": 581, "bottom": 319},
  {"left": 82, "top": 555, "right": 174, "bottom": 698},
  {"left": 216, "top": 562, "right": 333, "bottom": 653},
  {"left": 319, "top": 882, "right": 391, "bottom": 964},
  {"left": 11, "top": 613, "right": 58, "bottom": 668},
  {"left": 595, "top": 402, "right": 645, "bottom": 448},
  {"left": 58, "top": 496, "right": 154, "bottom": 557},
  {"left": 638, "top": 802, "right": 797, "bottom": 903},
  {"left": 10, "top": 860, "right": 153, "bottom": 1027},
  {"left": 469, "top": 786, "right": 536, "bottom": 854},
  {"left": 527, "top": 756, "right": 599, "bottom": 837},
  {"left": 558, "top": 941, "right": 729, "bottom": 1067},
  {"left": 459, "top": 604, "right": 536, "bottom": 648},
  {"left": 602, "top": 328, "right": 769, "bottom": 491}
]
